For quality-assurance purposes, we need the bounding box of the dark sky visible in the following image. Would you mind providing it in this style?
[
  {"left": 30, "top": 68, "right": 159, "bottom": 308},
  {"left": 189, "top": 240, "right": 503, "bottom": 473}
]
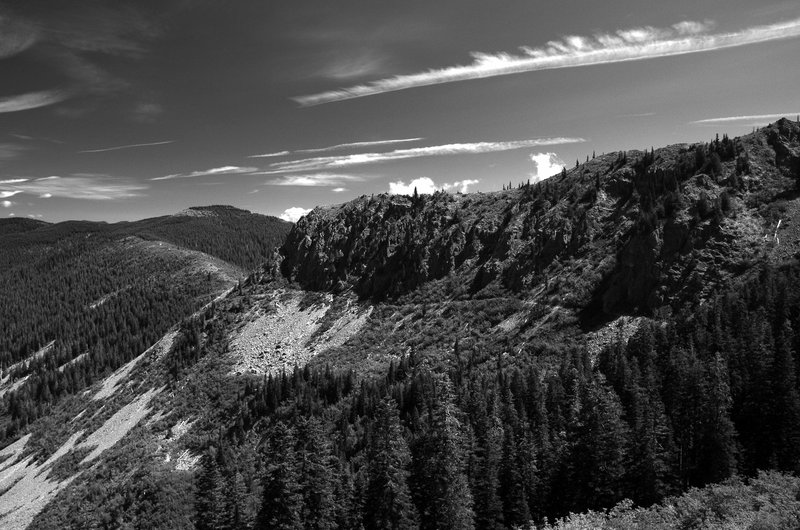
[{"left": 1, "top": 0, "right": 799, "bottom": 222}]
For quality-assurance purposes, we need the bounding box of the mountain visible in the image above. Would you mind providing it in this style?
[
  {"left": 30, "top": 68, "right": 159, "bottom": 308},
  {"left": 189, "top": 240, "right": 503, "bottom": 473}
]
[
  {"left": 2, "top": 120, "right": 800, "bottom": 529},
  {"left": 0, "top": 207, "right": 291, "bottom": 444}
]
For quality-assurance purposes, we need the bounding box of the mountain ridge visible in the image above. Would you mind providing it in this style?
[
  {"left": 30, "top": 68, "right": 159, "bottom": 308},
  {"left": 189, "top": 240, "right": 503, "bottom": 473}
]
[{"left": 2, "top": 119, "right": 800, "bottom": 529}]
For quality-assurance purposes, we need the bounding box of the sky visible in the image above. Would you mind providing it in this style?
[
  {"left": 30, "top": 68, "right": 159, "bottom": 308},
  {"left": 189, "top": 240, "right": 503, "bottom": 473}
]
[{"left": 1, "top": 0, "right": 799, "bottom": 223}]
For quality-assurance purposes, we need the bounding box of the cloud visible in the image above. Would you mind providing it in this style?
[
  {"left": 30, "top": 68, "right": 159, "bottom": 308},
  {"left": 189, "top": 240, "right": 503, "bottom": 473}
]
[
  {"left": 294, "top": 138, "right": 424, "bottom": 154},
  {"left": 249, "top": 138, "right": 423, "bottom": 158},
  {"left": 530, "top": 152, "right": 565, "bottom": 182},
  {"left": 442, "top": 179, "right": 480, "bottom": 193},
  {"left": 249, "top": 151, "right": 292, "bottom": 159},
  {"left": 390, "top": 177, "right": 436, "bottom": 195},
  {"left": 0, "top": 175, "right": 146, "bottom": 200},
  {"left": 690, "top": 113, "right": 800, "bottom": 125},
  {"left": 79, "top": 140, "right": 173, "bottom": 153},
  {"left": 0, "top": 3, "right": 179, "bottom": 111},
  {"left": 332, "top": 187, "right": 347, "bottom": 193},
  {"left": 389, "top": 177, "right": 479, "bottom": 195},
  {"left": 280, "top": 207, "right": 312, "bottom": 222},
  {"left": 131, "top": 102, "right": 163, "bottom": 123},
  {"left": 265, "top": 173, "right": 365, "bottom": 187},
  {"left": 0, "top": 191, "right": 22, "bottom": 199},
  {"left": 0, "top": 13, "right": 39, "bottom": 58},
  {"left": 293, "top": 17, "right": 800, "bottom": 105},
  {"left": 152, "top": 166, "right": 258, "bottom": 181},
  {"left": 1, "top": 200, "right": 14, "bottom": 208},
  {"left": 264, "top": 137, "right": 583, "bottom": 174},
  {"left": 0, "top": 143, "right": 29, "bottom": 162},
  {"left": 0, "top": 90, "right": 71, "bottom": 114}
]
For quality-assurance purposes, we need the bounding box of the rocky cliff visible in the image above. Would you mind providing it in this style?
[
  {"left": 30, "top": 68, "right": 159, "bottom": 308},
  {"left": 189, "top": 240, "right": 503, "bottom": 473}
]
[{"left": 281, "top": 119, "right": 800, "bottom": 321}]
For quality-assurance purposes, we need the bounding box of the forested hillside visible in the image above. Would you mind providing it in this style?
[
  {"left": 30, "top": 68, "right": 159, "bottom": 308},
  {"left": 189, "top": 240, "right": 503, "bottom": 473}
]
[
  {"left": 3, "top": 120, "right": 800, "bottom": 529},
  {"left": 0, "top": 207, "right": 290, "bottom": 442}
]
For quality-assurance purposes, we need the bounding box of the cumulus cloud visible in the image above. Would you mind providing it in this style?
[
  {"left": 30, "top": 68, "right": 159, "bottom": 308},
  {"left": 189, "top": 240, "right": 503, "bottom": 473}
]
[
  {"left": 293, "top": 17, "right": 800, "bottom": 105},
  {"left": 530, "top": 152, "right": 565, "bottom": 182},
  {"left": 0, "top": 191, "right": 22, "bottom": 198},
  {"left": 79, "top": 140, "right": 173, "bottom": 153},
  {"left": 152, "top": 166, "right": 258, "bottom": 181},
  {"left": 332, "top": 187, "right": 347, "bottom": 193},
  {"left": 263, "top": 138, "right": 583, "bottom": 174},
  {"left": 265, "top": 173, "right": 365, "bottom": 186},
  {"left": 389, "top": 177, "right": 479, "bottom": 195},
  {"left": 0, "top": 90, "right": 71, "bottom": 114},
  {"left": 0, "top": 175, "right": 146, "bottom": 200},
  {"left": 1, "top": 200, "right": 14, "bottom": 208},
  {"left": 280, "top": 207, "right": 312, "bottom": 222},
  {"left": 691, "top": 113, "right": 800, "bottom": 125}
]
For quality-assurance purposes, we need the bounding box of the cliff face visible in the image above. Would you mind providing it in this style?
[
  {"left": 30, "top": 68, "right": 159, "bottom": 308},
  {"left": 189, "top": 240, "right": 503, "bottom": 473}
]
[{"left": 281, "top": 119, "right": 800, "bottom": 319}]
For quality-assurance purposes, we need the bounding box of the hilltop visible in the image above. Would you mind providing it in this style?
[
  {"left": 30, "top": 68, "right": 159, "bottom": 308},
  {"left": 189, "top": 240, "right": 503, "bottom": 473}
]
[{"left": 2, "top": 120, "right": 800, "bottom": 528}]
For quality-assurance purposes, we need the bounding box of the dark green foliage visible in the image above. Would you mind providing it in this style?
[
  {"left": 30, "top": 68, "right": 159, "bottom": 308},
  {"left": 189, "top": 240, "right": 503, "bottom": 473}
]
[
  {"left": 0, "top": 208, "right": 289, "bottom": 442},
  {"left": 256, "top": 422, "right": 303, "bottom": 529},
  {"left": 364, "top": 397, "right": 418, "bottom": 529}
]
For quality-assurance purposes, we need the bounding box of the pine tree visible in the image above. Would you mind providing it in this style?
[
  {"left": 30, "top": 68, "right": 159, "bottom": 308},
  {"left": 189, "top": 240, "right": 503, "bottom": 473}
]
[
  {"left": 364, "top": 397, "right": 419, "bottom": 529},
  {"left": 195, "top": 450, "right": 222, "bottom": 530},
  {"left": 256, "top": 422, "right": 303, "bottom": 530},
  {"left": 698, "top": 353, "right": 738, "bottom": 484},
  {"left": 412, "top": 374, "right": 475, "bottom": 530},
  {"left": 498, "top": 387, "right": 531, "bottom": 526},
  {"left": 771, "top": 320, "right": 800, "bottom": 472},
  {"left": 297, "top": 417, "right": 338, "bottom": 529},
  {"left": 467, "top": 387, "right": 504, "bottom": 529}
]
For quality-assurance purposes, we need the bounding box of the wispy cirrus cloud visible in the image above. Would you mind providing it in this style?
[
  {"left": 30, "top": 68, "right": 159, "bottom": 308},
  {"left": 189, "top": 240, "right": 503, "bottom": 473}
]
[
  {"left": 151, "top": 166, "right": 258, "bottom": 181},
  {"left": 79, "top": 140, "right": 173, "bottom": 153},
  {"left": 0, "top": 143, "right": 29, "bottom": 162},
  {"left": 295, "top": 138, "right": 424, "bottom": 154},
  {"left": 250, "top": 150, "right": 291, "bottom": 159},
  {"left": 249, "top": 138, "right": 423, "bottom": 158},
  {"left": 0, "top": 175, "right": 146, "bottom": 200},
  {"left": 691, "top": 113, "right": 800, "bottom": 125},
  {"left": 0, "top": 90, "right": 71, "bottom": 114},
  {"left": 265, "top": 173, "right": 366, "bottom": 187},
  {"left": 262, "top": 137, "right": 583, "bottom": 174},
  {"left": 0, "top": 12, "right": 39, "bottom": 59},
  {"left": 293, "top": 17, "right": 800, "bottom": 106}
]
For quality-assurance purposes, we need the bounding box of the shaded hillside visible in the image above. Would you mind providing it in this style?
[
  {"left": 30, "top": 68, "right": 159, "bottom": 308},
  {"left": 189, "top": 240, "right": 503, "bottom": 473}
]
[{"left": 3, "top": 120, "right": 800, "bottom": 529}]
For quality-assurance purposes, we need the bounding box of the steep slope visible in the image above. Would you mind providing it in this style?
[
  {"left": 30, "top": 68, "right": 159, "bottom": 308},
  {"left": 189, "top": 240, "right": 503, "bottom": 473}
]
[
  {"left": 281, "top": 120, "right": 800, "bottom": 321},
  {"left": 3, "top": 120, "right": 800, "bottom": 528}
]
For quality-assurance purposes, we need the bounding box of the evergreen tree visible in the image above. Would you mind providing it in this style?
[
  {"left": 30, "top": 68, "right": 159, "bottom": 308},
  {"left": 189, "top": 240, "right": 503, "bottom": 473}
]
[
  {"left": 297, "top": 417, "right": 338, "bottom": 529},
  {"left": 412, "top": 374, "right": 475, "bottom": 530},
  {"left": 467, "top": 387, "right": 504, "bottom": 529},
  {"left": 364, "top": 397, "right": 419, "bottom": 530},
  {"left": 256, "top": 422, "right": 303, "bottom": 530},
  {"left": 195, "top": 450, "right": 222, "bottom": 530}
]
